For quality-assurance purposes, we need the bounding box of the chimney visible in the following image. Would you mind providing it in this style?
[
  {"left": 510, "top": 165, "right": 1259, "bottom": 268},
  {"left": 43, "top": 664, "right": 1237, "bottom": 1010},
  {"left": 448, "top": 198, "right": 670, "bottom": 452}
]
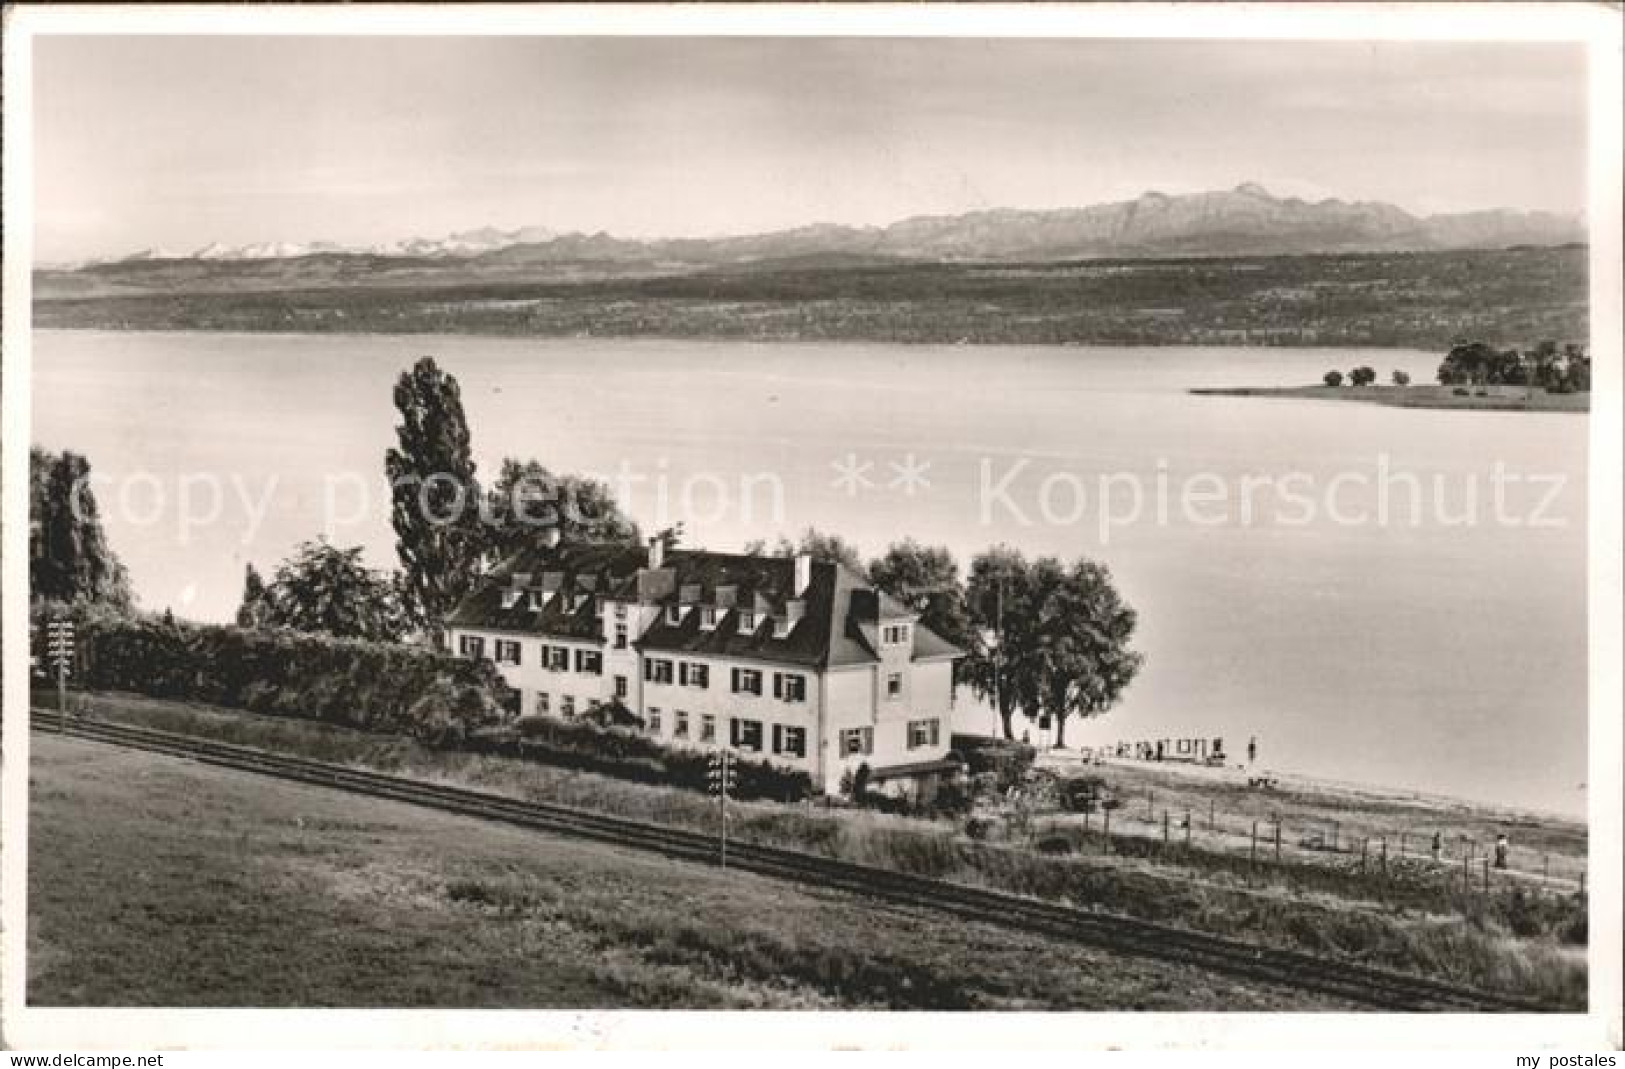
[
  {"left": 648, "top": 536, "right": 664, "bottom": 570},
  {"left": 793, "top": 552, "right": 812, "bottom": 597}
]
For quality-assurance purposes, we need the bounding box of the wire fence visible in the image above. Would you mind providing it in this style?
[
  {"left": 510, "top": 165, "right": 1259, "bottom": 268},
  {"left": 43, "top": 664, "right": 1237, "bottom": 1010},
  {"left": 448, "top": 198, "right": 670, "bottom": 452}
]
[{"left": 1010, "top": 776, "right": 1587, "bottom": 906}]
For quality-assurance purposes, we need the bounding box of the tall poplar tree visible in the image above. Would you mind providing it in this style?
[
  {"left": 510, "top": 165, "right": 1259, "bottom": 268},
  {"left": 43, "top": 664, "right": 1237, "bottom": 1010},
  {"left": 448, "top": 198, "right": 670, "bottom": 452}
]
[{"left": 385, "top": 357, "right": 482, "bottom": 641}]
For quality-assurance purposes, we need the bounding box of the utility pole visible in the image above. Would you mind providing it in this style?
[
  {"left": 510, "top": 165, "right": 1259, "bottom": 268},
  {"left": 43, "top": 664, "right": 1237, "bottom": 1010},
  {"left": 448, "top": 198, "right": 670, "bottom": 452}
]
[
  {"left": 708, "top": 749, "right": 736, "bottom": 869},
  {"left": 46, "top": 619, "right": 75, "bottom": 723}
]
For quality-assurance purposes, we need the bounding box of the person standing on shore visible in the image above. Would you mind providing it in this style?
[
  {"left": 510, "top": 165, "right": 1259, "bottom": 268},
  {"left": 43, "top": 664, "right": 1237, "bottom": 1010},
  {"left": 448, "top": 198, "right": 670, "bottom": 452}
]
[
  {"left": 1431, "top": 831, "right": 1442, "bottom": 862},
  {"left": 1495, "top": 833, "right": 1509, "bottom": 869},
  {"left": 1247, "top": 736, "right": 1258, "bottom": 766}
]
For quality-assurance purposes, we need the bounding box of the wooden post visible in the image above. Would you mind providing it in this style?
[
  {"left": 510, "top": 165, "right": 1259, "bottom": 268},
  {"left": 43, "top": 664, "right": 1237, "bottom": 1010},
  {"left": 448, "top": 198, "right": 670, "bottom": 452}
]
[
  {"left": 1083, "top": 808, "right": 1091, "bottom": 834},
  {"left": 1103, "top": 804, "right": 1111, "bottom": 854},
  {"left": 1331, "top": 821, "right": 1339, "bottom": 852},
  {"left": 1250, "top": 821, "right": 1258, "bottom": 871},
  {"left": 1273, "top": 822, "right": 1282, "bottom": 862},
  {"left": 1147, "top": 790, "right": 1154, "bottom": 821},
  {"left": 1380, "top": 837, "right": 1388, "bottom": 876},
  {"left": 1578, "top": 870, "right": 1586, "bottom": 898},
  {"left": 1481, "top": 857, "right": 1489, "bottom": 894},
  {"left": 1208, "top": 798, "right": 1215, "bottom": 832},
  {"left": 1542, "top": 854, "right": 1549, "bottom": 884},
  {"left": 1184, "top": 809, "right": 1192, "bottom": 847},
  {"left": 1360, "top": 838, "right": 1369, "bottom": 873},
  {"left": 1399, "top": 831, "right": 1407, "bottom": 857},
  {"left": 1162, "top": 810, "right": 1170, "bottom": 844}
]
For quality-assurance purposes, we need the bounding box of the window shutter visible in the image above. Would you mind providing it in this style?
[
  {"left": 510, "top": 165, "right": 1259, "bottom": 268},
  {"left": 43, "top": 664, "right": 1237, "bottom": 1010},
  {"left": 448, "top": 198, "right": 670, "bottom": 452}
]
[
  {"left": 731, "top": 668, "right": 741, "bottom": 693},
  {"left": 644, "top": 659, "right": 653, "bottom": 682},
  {"left": 730, "top": 717, "right": 740, "bottom": 746},
  {"left": 930, "top": 720, "right": 940, "bottom": 746},
  {"left": 772, "top": 724, "right": 782, "bottom": 754},
  {"left": 773, "top": 673, "right": 783, "bottom": 699},
  {"left": 679, "top": 663, "right": 689, "bottom": 686}
]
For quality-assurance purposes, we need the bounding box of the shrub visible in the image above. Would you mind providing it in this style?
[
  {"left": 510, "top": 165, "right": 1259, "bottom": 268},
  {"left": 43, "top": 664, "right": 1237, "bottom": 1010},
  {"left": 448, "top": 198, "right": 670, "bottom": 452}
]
[
  {"left": 1323, "top": 370, "right": 1344, "bottom": 387},
  {"left": 1058, "top": 775, "right": 1104, "bottom": 813},
  {"left": 467, "top": 715, "right": 812, "bottom": 803},
  {"left": 1392, "top": 370, "right": 1411, "bottom": 386},
  {"left": 951, "top": 734, "right": 1036, "bottom": 793},
  {"left": 36, "top": 601, "right": 509, "bottom": 740}
]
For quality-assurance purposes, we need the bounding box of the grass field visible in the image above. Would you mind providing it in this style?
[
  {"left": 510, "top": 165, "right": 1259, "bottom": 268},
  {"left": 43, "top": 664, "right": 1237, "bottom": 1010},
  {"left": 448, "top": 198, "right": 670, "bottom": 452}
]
[
  {"left": 28, "top": 733, "right": 1356, "bottom": 1010},
  {"left": 37, "top": 691, "right": 1588, "bottom": 1009}
]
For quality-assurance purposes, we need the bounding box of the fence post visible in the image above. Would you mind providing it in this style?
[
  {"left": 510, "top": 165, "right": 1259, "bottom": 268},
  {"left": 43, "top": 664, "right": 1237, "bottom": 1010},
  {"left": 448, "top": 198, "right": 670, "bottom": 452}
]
[
  {"left": 1331, "top": 821, "right": 1339, "bottom": 852},
  {"left": 1482, "top": 857, "right": 1489, "bottom": 894},
  {"left": 1542, "top": 854, "right": 1549, "bottom": 884},
  {"left": 1147, "top": 790, "right": 1154, "bottom": 821},
  {"left": 1184, "top": 809, "right": 1192, "bottom": 847},
  {"left": 1162, "top": 810, "right": 1170, "bottom": 844},
  {"left": 1208, "top": 798, "right": 1215, "bottom": 832},
  {"left": 1083, "top": 808, "right": 1091, "bottom": 835},
  {"left": 1250, "top": 820, "right": 1258, "bottom": 876},
  {"left": 1398, "top": 831, "right": 1406, "bottom": 857},
  {"left": 1360, "top": 838, "right": 1369, "bottom": 873},
  {"left": 1103, "top": 805, "right": 1112, "bottom": 854},
  {"left": 1380, "top": 837, "right": 1388, "bottom": 877}
]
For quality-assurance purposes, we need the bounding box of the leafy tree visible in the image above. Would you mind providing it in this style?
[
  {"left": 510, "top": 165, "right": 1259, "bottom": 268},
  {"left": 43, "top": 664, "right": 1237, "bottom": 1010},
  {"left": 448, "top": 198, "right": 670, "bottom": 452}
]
[
  {"left": 1349, "top": 366, "right": 1377, "bottom": 386},
  {"left": 481, "top": 457, "right": 641, "bottom": 564},
  {"left": 259, "top": 539, "right": 407, "bottom": 642},
  {"left": 385, "top": 357, "right": 483, "bottom": 640},
  {"left": 964, "top": 546, "right": 1040, "bottom": 740},
  {"left": 236, "top": 563, "right": 269, "bottom": 628},
  {"left": 1437, "top": 340, "right": 1498, "bottom": 385},
  {"left": 744, "top": 527, "right": 865, "bottom": 572},
  {"left": 29, "top": 447, "right": 133, "bottom": 608},
  {"left": 1027, "top": 557, "right": 1144, "bottom": 748},
  {"left": 1322, "top": 370, "right": 1344, "bottom": 387},
  {"left": 868, "top": 539, "right": 975, "bottom": 671},
  {"left": 1391, "top": 370, "right": 1411, "bottom": 386}
]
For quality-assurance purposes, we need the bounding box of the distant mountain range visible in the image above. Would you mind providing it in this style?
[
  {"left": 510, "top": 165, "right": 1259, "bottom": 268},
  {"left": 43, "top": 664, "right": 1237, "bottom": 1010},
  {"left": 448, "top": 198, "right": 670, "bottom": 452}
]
[{"left": 37, "top": 184, "right": 1585, "bottom": 299}]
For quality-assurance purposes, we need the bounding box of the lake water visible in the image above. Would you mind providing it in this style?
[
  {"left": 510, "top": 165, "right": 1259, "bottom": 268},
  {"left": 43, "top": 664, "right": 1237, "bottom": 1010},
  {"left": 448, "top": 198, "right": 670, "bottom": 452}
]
[{"left": 30, "top": 330, "right": 1589, "bottom": 817}]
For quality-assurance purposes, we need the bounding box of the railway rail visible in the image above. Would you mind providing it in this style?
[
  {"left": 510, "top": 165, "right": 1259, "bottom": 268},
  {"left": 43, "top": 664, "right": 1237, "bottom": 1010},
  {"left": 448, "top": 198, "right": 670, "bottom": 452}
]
[{"left": 32, "top": 712, "right": 1550, "bottom": 1013}]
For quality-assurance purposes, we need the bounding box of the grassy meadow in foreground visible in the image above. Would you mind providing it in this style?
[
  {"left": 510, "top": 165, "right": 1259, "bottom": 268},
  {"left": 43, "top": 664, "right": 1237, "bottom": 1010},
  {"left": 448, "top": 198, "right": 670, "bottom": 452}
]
[
  {"left": 29, "top": 733, "right": 1348, "bottom": 1010},
  {"left": 37, "top": 690, "right": 1589, "bottom": 1010}
]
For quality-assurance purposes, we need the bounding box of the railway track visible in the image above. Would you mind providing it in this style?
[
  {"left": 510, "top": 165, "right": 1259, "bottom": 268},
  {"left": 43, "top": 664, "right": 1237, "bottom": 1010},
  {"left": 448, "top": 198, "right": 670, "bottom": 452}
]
[{"left": 33, "top": 712, "right": 1548, "bottom": 1013}]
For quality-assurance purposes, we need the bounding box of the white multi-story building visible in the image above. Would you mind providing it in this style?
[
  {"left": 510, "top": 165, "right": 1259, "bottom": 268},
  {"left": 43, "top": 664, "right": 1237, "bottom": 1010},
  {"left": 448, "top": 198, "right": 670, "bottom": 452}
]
[{"left": 445, "top": 535, "right": 963, "bottom": 796}]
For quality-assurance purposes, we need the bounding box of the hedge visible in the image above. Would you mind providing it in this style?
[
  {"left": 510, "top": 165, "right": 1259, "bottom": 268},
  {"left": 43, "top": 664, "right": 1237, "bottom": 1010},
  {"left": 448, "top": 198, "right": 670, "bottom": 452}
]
[
  {"left": 33, "top": 602, "right": 510, "bottom": 745},
  {"left": 469, "top": 714, "right": 813, "bottom": 803}
]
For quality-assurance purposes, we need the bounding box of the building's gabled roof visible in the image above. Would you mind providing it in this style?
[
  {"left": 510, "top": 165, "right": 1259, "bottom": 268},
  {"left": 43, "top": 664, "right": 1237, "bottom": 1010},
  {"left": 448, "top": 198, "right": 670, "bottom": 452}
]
[{"left": 446, "top": 539, "right": 965, "bottom": 669}]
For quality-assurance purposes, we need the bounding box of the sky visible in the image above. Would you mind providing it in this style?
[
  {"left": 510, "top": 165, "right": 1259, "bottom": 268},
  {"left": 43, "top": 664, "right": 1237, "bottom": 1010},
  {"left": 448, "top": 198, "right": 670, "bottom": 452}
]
[{"left": 32, "top": 35, "right": 1589, "bottom": 263}]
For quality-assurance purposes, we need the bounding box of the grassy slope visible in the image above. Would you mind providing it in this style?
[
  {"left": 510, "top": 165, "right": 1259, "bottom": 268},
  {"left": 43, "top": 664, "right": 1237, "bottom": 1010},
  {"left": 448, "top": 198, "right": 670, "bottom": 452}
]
[
  {"left": 28, "top": 733, "right": 1341, "bottom": 1010},
  {"left": 38, "top": 691, "right": 1589, "bottom": 1009}
]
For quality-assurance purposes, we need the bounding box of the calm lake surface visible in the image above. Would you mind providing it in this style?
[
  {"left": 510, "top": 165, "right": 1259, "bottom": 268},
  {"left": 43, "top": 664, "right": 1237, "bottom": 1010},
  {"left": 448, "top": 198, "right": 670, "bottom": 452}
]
[{"left": 31, "top": 330, "right": 1589, "bottom": 817}]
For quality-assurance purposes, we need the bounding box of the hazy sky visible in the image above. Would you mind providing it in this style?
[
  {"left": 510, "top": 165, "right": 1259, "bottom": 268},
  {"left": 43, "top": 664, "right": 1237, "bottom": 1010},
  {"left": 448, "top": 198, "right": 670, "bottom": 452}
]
[{"left": 33, "top": 36, "right": 1588, "bottom": 262}]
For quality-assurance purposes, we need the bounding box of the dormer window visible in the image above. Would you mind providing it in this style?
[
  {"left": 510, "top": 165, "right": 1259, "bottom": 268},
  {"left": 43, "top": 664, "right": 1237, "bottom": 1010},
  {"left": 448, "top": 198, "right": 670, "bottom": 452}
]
[
  {"left": 665, "top": 604, "right": 683, "bottom": 626},
  {"left": 701, "top": 607, "right": 718, "bottom": 630},
  {"left": 773, "top": 616, "right": 791, "bottom": 638},
  {"left": 500, "top": 590, "right": 522, "bottom": 610},
  {"left": 738, "top": 610, "right": 757, "bottom": 634},
  {"left": 882, "top": 623, "right": 911, "bottom": 646}
]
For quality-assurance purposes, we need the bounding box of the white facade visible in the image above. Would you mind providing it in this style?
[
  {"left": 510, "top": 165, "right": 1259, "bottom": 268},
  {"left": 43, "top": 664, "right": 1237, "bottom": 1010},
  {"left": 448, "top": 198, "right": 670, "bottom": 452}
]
[{"left": 447, "top": 604, "right": 957, "bottom": 794}]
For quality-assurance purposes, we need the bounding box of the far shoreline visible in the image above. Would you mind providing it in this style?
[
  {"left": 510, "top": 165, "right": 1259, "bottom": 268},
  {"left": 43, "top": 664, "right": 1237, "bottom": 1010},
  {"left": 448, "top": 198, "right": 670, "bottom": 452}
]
[{"left": 1191, "top": 382, "right": 1590, "bottom": 413}]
